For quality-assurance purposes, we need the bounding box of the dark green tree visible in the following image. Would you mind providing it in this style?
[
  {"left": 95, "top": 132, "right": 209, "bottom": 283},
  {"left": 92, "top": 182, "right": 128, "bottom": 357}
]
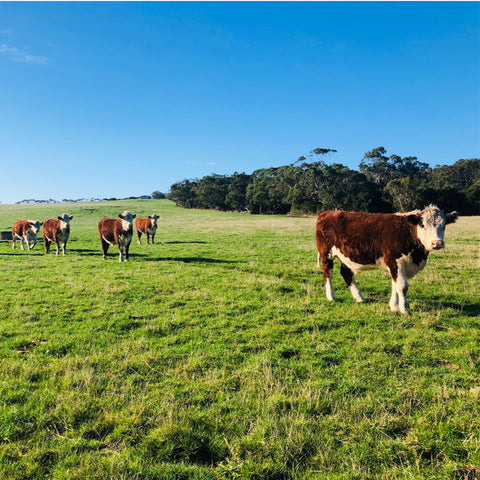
[{"left": 225, "top": 172, "right": 251, "bottom": 211}]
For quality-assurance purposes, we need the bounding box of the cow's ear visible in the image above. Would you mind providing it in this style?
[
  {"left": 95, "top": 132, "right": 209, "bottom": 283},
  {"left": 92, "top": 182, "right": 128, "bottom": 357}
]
[
  {"left": 407, "top": 214, "right": 422, "bottom": 226},
  {"left": 69, "top": 216, "right": 73, "bottom": 220},
  {"left": 132, "top": 214, "right": 136, "bottom": 219},
  {"left": 446, "top": 211, "right": 458, "bottom": 224},
  {"left": 58, "top": 216, "right": 62, "bottom": 221},
  {"left": 39, "top": 222, "right": 43, "bottom": 226},
  {"left": 119, "top": 214, "right": 124, "bottom": 220}
]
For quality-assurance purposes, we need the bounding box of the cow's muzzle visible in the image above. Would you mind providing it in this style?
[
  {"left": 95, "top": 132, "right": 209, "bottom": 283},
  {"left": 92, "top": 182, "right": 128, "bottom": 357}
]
[{"left": 431, "top": 240, "right": 445, "bottom": 250}]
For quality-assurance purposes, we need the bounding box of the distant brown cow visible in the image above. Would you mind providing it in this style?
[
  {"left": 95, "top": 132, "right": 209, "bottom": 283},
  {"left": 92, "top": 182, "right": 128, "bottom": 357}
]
[
  {"left": 135, "top": 215, "right": 159, "bottom": 244},
  {"left": 12, "top": 220, "right": 43, "bottom": 251},
  {"left": 98, "top": 211, "right": 136, "bottom": 262},
  {"left": 315, "top": 205, "right": 457, "bottom": 314},
  {"left": 43, "top": 214, "right": 73, "bottom": 255}
]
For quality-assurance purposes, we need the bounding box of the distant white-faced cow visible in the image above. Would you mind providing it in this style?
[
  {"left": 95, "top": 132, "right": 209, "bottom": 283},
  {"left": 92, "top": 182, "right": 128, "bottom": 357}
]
[
  {"left": 98, "top": 211, "right": 136, "bottom": 262},
  {"left": 135, "top": 215, "right": 159, "bottom": 244},
  {"left": 12, "top": 220, "right": 43, "bottom": 251},
  {"left": 315, "top": 205, "right": 458, "bottom": 314},
  {"left": 43, "top": 214, "right": 73, "bottom": 255}
]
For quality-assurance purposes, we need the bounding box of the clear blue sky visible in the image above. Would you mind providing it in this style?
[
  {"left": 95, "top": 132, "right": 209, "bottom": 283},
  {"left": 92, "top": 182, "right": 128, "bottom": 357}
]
[{"left": 1, "top": 1, "right": 479, "bottom": 204}]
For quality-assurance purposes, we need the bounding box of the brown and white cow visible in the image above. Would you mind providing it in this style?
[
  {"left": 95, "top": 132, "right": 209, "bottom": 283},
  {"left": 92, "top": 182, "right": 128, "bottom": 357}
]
[
  {"left": 43, "top": 214, "right": 73, "bottom": 255},
  {"left": 135, "top": 215, "right": 159, "bottom": 244},
  {"left": 315, "top": 205, "right": 458, "bottom": 314},
  {"left": 98, "top": 211, "right": 136, "bottom": 262},
  {"left": 12, "top": 220, "right": 43, "bottom": 251}
]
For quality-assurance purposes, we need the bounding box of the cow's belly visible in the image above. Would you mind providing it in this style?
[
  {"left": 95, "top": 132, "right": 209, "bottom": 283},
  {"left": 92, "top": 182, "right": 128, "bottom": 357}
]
[
  {"left": 331, "top": 246, "right": 388, "bottom": 274},
  {"left": 48, "top": 231, "right": 68, "bottom": 243},
  {"left": 57, "top": 231, "right": 69, "bottom": 243}
]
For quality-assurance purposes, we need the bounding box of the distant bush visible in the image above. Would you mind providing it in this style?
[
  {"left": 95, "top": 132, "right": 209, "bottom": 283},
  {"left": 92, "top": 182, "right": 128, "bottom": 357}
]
[{"left": 167, "top": 148, "right": 480, "bottom": 215}]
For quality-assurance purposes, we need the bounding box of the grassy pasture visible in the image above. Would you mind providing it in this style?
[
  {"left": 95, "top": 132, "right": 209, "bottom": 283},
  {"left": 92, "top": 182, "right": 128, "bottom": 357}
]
[{"left": 0, "top": 199, "right": 479, "bottom": 480}]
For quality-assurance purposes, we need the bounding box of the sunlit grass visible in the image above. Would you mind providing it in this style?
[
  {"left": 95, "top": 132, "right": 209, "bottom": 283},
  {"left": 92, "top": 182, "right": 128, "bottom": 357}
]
[{"left": 0, "top": 200, "right": 478, "bottom": 479}]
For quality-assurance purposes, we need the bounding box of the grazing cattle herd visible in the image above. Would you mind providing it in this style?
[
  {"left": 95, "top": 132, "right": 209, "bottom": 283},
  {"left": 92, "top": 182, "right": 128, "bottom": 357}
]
[{"left": 4, "top": 204, "right": 459, "bottom": 313}]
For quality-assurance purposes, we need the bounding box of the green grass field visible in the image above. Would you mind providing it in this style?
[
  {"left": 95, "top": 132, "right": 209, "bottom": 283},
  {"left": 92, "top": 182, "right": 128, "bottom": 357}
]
[{"left": 0, "top": 200, "right": 479, "bottom": 480}]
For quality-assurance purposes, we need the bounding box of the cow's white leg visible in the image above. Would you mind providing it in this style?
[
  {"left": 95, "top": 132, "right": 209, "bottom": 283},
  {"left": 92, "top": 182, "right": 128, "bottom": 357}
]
[
  {"left": 119, "top": 246, "right": 124, "bottom": 262},
  {"left": 392, "top": 271, "right": 410, "bottom": 315},
  {"left": 340, "top": 263, "right": 365, "bottom": 303},
  {"left": 325, "top": 270, "right": 336, "bottom": 301},
  {"left": 389, "top": 280, "right": 400, "bottom": 312},
  {"left": 349, "top": 278, "right": 366, "bottom": 303},
  {"left": 20, "top": 238, "right": 25, "bottom": 250}
]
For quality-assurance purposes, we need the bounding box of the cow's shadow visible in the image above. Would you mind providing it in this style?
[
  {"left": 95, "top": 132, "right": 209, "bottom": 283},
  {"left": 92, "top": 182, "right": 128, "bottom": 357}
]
[
  {"left": 162, "top": 241, "right": 208, "bottom": 245},
  {"left": 425, "top": 301, "right": 480, "bottom": 317},
  {"left": 146, "top": 256, "right": 238, "bottom": 264}
]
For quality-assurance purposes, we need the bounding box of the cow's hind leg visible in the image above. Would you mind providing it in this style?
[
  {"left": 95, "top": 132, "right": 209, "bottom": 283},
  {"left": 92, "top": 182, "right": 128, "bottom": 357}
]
[
  {"left": 137, "top": 230, "right": 142, "bottom": 245},
  {"left": 320, "top": 257, "right": 336, "bottom": 301},
  {"left": 101, "top": 238, "right": 110, "bottom": 260},
  {"left": 340, "top": 263, "right": 366, "bottom": 303},
  {"left": 44, "top": 238, "right": 51, "bottom": 254}
]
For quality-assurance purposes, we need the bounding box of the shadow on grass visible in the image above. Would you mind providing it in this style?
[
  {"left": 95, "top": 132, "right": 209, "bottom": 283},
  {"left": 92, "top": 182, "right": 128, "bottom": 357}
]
[
  {"left": 163, "top": 241, "right": 208, "bottom": 245},
  {"left": 434, "top": 301, "right": 480, "bottom": 317},
  {"left": 146, "top": 256, "right": 239, "bottom": 264}
]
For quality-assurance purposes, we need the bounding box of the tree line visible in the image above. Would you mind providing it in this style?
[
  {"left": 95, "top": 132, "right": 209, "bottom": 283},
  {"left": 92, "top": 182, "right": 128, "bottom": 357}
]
[{"left": 167, "top": 147, "right": 480, "bottom": 215}]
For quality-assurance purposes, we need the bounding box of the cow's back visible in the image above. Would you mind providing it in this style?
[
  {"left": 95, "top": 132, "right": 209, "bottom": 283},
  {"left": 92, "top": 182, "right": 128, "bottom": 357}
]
[
  {"left": 316, "top": 210, "right": 420, "bottom": 265},
  {"left": 98, "top": 217, "right": 119, "bottom": 242},
  {"left": 12, "top": 220, "right": 29, "bottom": 236},
  {"left": 44, "top": 218, "right": 59, "bottom": 239},
  {"left": 135, "top": 217, "right": 149, "bottom": 232}
]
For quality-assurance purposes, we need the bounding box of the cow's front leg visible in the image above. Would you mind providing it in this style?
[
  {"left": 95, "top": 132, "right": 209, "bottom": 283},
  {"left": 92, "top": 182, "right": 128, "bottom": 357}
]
[
  {"left": 340, "top": 263, "right": 365, "bottom": 303},
  {"left": 118, "top": 245, "right": 125, "bottom": 262},
  {"left": 55, "top": 242, "right": 60, "bottom": 255},
  {"left": 391, "top": 271, "right": 410, "bottom": 315},
  {"left": 389, "top": 280, "right": 399, "bottom": 312}
]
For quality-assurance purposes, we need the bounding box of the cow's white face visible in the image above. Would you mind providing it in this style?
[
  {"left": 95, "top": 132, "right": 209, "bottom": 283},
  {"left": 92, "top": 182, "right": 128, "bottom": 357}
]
[
  {"left": 28, "top": 221, "right": 43, "bottom": 234},
  {"left": 119, "top": 211, "right": 136, "bottom": 228},
  {"left": 149, "top": 214, "right": 159, "bottom": 227},
  {"left": 409, "top": 205, "right": 457, "bottom": 251},
  {"left": 58, "top": 214, "right": 73, "bottom": 229}
]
